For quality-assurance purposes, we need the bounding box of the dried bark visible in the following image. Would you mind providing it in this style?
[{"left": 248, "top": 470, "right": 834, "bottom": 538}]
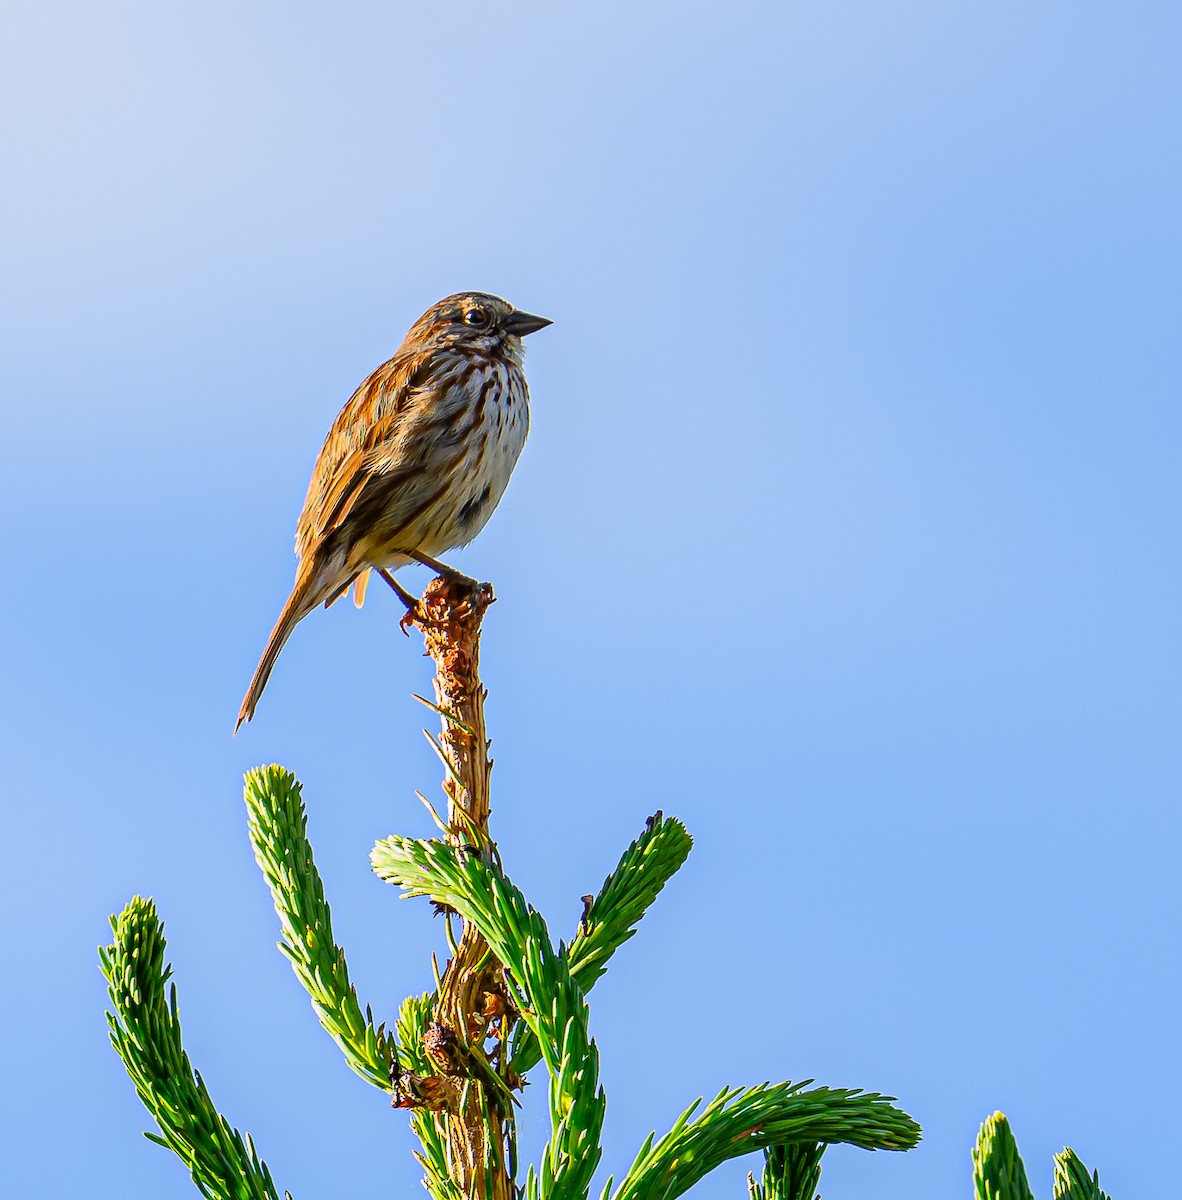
[{"left": 406, "top": 575, "right": 516, "bottom": 1200}]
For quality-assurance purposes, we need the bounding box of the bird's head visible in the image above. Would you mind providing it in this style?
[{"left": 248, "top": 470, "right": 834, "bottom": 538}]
[{"left": 410, "top": 292, "right": 552, "bottom": 360}]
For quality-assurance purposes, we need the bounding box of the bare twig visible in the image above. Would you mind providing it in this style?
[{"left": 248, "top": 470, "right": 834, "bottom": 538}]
[{"left": 404, "top": 575, "right": 516, "bottom": 1200}]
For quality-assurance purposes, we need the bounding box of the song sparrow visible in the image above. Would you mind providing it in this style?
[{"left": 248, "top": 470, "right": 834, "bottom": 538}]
[{"left": 236, "top": 291, "right": 551, "bottom": 731}]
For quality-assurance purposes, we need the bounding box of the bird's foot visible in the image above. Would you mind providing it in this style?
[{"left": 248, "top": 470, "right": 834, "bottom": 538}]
[
  {"left": 419, "top": 574, "right": 495, "bottom": 626},
  {"left": 381, "top": 562, "right": 492, "bottom": 633}
]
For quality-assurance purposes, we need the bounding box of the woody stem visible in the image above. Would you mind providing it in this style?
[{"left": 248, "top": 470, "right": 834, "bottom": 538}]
[{"left": 409, "top": 575, "right": 514, "bottom": 1200}]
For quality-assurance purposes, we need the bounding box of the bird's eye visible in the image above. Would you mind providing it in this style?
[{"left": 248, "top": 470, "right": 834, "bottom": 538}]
[{"left": 463, "top": 308, "right": 490, "bottom": 328}]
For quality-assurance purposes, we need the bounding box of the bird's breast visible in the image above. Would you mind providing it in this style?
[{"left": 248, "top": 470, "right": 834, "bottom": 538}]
[
  {"left": 453, "top": 361, "right": 530, "bottom": 525},
  {"left": 392, "top": 357, "right": 531, "bottom": 558}
]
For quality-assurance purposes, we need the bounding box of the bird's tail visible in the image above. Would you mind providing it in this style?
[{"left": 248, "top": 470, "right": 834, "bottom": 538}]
[{"left": 236, "top": 568, "right": 332, "bottom": 733}]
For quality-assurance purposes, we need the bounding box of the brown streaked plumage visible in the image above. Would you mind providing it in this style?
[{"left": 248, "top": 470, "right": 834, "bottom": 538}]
[{"left": 236, "top": 291, "right": 551, "bottom": 731}]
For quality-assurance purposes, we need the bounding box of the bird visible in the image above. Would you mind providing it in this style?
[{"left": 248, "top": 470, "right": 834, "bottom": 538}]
[{"left": 236, "top": 291, "right": 551, "bottom": 731}]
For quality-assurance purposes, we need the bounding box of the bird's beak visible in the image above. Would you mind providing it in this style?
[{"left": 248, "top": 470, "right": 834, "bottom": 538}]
[{"left": 503, "top": 309, "right": 553, "bottom": 337}]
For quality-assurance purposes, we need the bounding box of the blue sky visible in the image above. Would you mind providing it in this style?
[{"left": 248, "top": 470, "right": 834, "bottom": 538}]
[{"left": 2, "top": 3, "right": 1179, "bottom": 1197}]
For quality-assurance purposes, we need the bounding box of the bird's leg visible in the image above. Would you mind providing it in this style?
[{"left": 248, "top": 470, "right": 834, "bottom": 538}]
[
  {"left": 378, "top": 568, "right": 419, "bottom": 612},
  {"left": 406, "top": 549, "right": 478, "bottom": 587},
  {"left": 377, "top": 568, "right": 424, "bottom": 635}
]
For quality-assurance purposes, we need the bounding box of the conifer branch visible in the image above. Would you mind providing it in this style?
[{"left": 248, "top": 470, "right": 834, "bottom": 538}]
[
  {"left": 973, "top": 1112, "right": 1036, "bottom": 1200},
  {"left": 566, "top": 810, "right": 693, "bottom": 989},
  {"left": 1053, "top": 1149, "right": 1111, "bottom": 1200},
  {"left": 244, "top": 764, "right": 396, "bottom": 1090},
  {"left": 748, "top": 1142, "right": 824, "bottom": 1200},
  {"left": 511, "top": 812, "right": 692, "bottom": 1075},
  {"left": 371, "top": 835, "right": 606, "bottom": 1200},
  {"left": 100, "top": 897, "right": 287, "bottom": 1200},
  {"left": 609, "top": 1083, "right": 920, "bottom": 1200}
]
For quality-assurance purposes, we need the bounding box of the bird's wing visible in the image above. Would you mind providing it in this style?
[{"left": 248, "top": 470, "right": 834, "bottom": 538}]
[{"left": 294, "top": 351, "right": 433, "bottom": 561}]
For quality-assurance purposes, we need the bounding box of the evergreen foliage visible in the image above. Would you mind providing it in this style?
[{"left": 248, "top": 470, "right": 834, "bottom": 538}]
[
  {"left": 972, "top": 1112, "right": 1110, "bottom": 1200},
  {"left": 99, "top": 585, "right": 1112, "bottom": 1200},
  {"left": 100, "top": 898, "right": 285, "bottom": 1200}
]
